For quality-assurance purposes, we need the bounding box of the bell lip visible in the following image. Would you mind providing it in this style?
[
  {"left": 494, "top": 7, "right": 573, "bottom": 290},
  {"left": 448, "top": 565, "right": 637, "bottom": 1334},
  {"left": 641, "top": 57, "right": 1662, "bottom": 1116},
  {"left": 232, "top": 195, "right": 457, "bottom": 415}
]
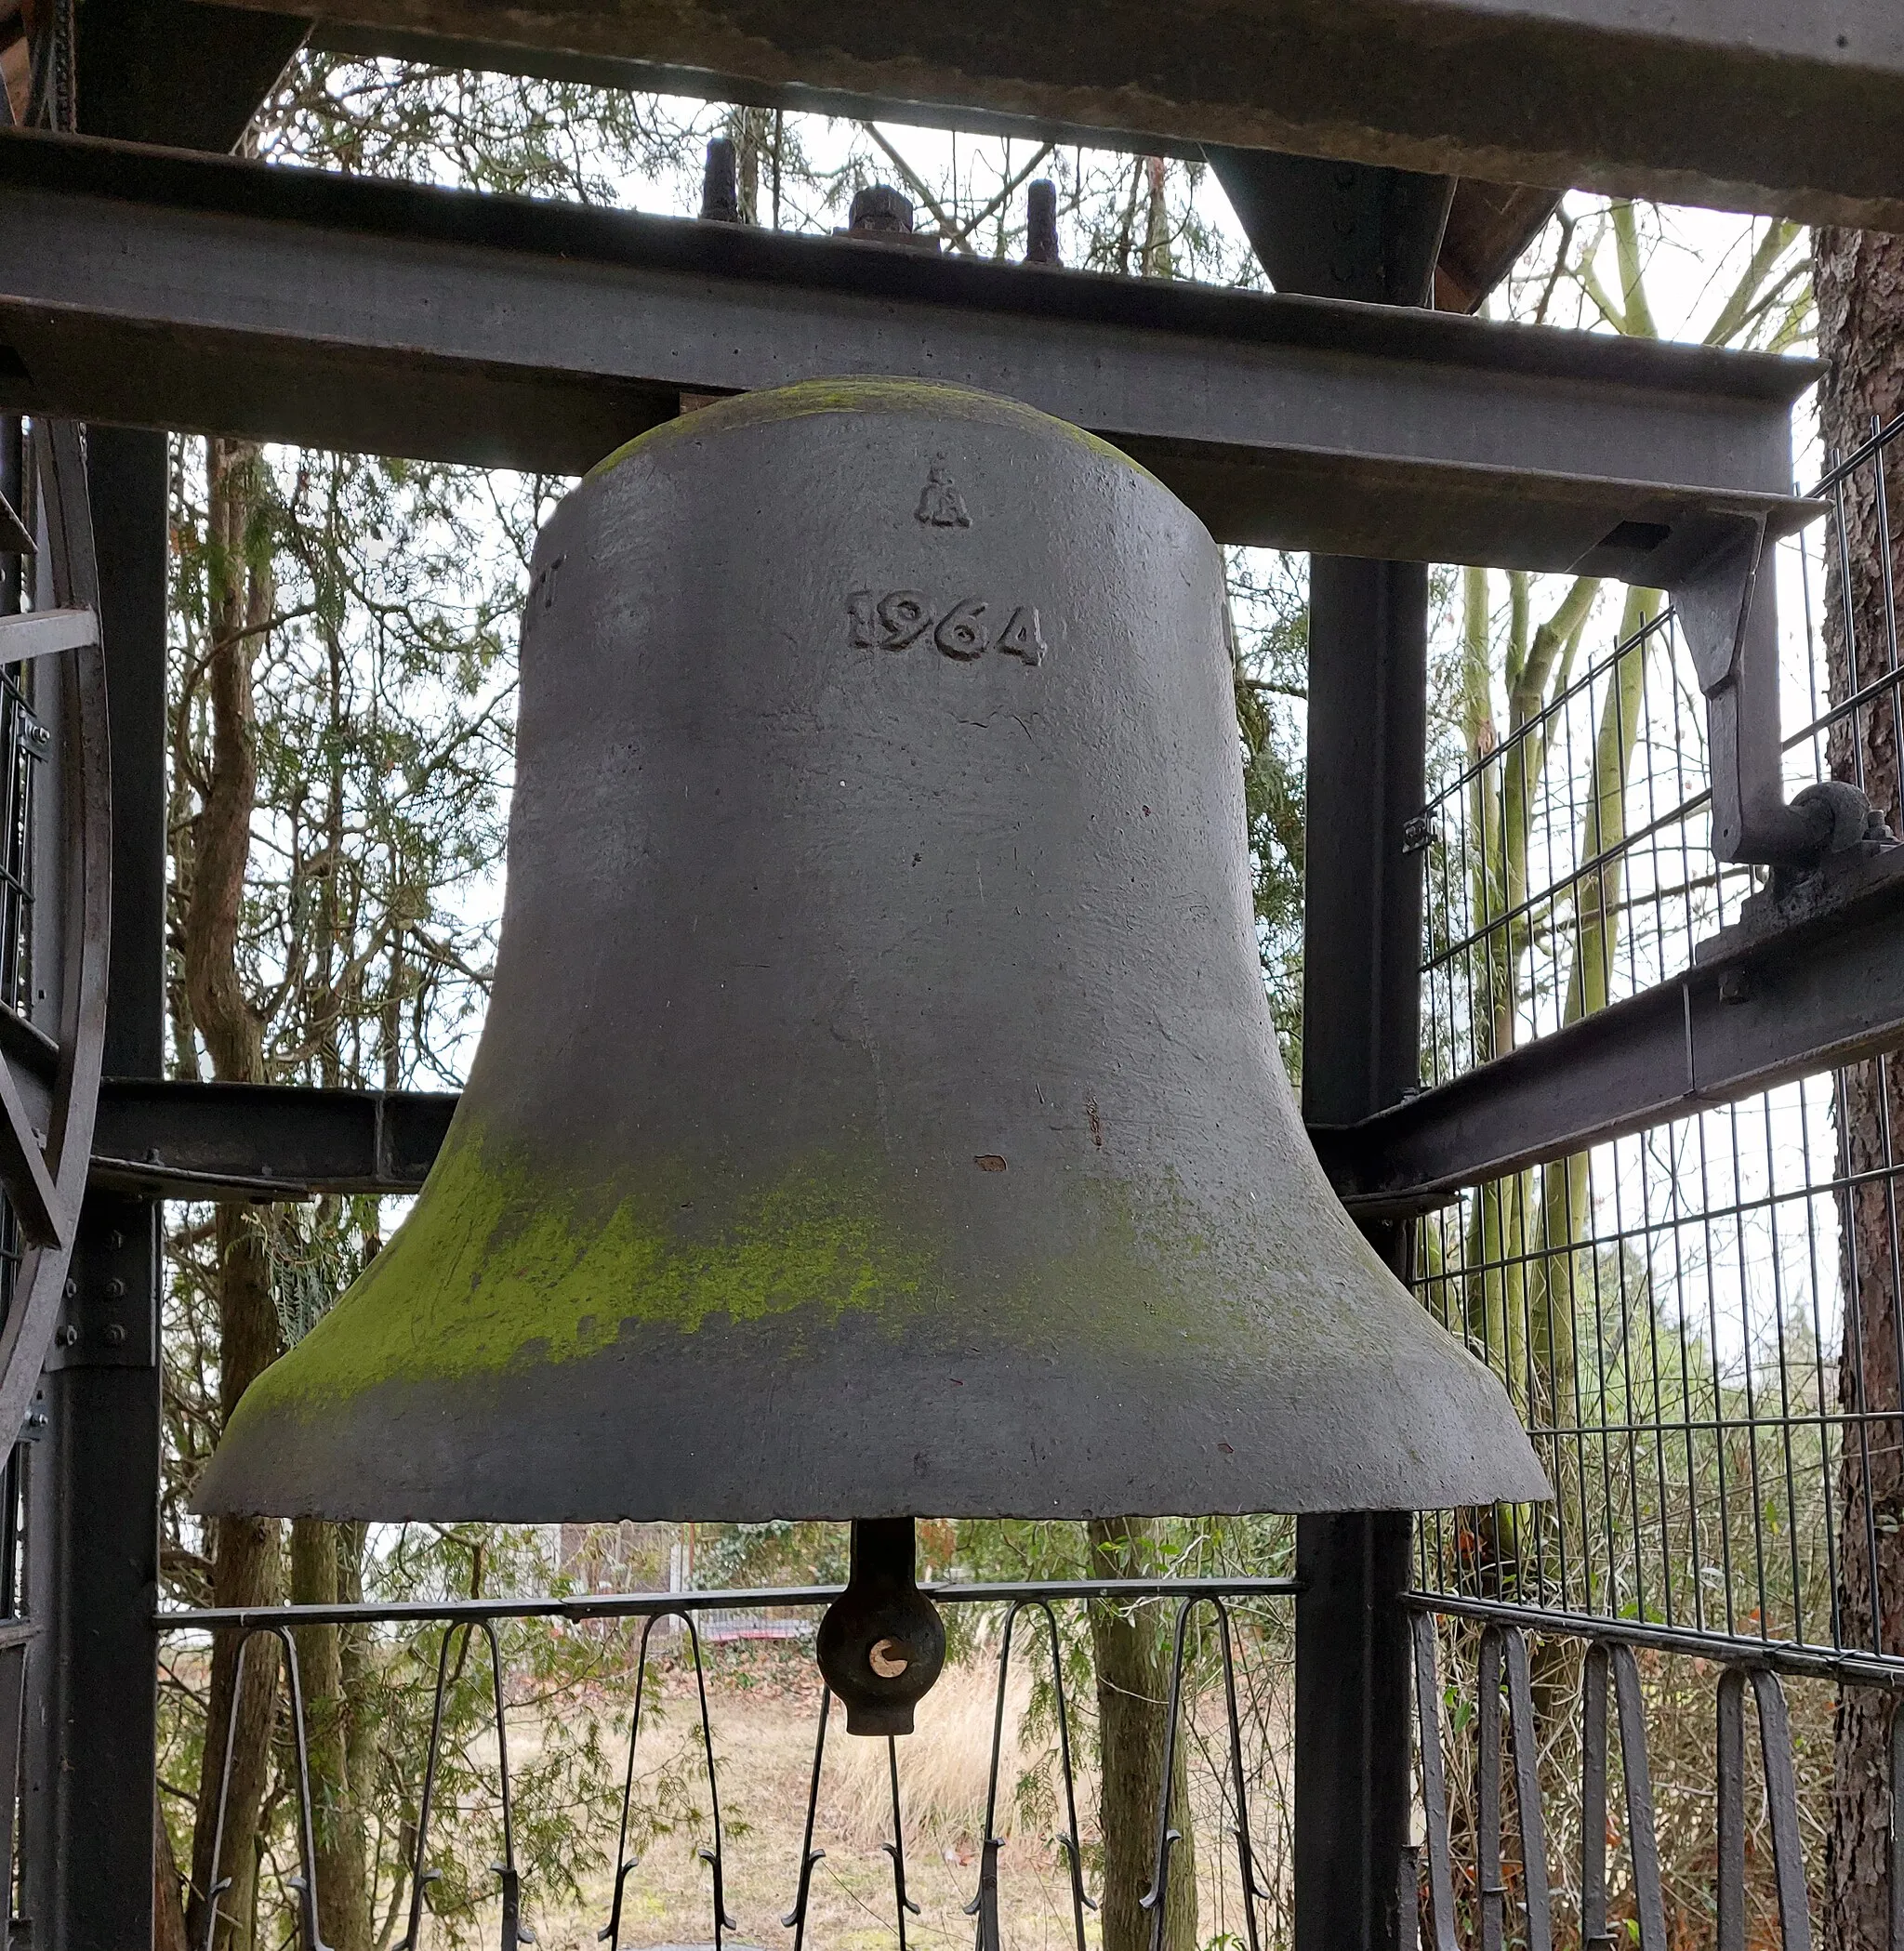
[
  {"left": 190, "top": 1363, "right": 1553, "bottom": 1522},
  {"left": 192, "top": 1486, "right": 1554, "bottom": 1520},
  {"left": 191, "top": 1481, "right": 1554, "bottom": 1521}
]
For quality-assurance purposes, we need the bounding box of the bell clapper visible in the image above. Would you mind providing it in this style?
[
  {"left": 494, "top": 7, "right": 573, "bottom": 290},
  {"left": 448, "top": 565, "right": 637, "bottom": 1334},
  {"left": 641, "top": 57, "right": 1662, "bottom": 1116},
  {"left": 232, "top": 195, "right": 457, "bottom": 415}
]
[{"left": 816, "top": 1518, "right": 946, "bottom": 1735}]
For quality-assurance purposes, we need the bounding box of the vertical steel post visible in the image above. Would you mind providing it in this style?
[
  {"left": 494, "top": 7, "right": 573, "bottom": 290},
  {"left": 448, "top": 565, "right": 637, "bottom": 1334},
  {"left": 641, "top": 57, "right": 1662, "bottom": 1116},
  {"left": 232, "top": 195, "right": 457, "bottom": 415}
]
[
  {"left": 1222, "top": 146, "right": 1451, "bottom": 1951},
  {"left": 16, "top": 27, "right": 300, "bottom": 1934},
  {"left": 20, "top": 427, "right": 168, "bottom": 1950},
  {"left": 1295, "top": 555, "right": 1429, "bottom": 1951}
]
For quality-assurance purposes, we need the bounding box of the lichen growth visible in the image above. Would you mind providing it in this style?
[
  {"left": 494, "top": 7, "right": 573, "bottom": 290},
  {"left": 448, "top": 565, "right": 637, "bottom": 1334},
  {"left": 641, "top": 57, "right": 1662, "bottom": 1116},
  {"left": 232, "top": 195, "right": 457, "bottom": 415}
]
[
  {"left": 585, "top": 376, "right": 1162, "bottom": 487},
  {"left": 227, "top": 1127, "right": 945, "bottom": 1423}
]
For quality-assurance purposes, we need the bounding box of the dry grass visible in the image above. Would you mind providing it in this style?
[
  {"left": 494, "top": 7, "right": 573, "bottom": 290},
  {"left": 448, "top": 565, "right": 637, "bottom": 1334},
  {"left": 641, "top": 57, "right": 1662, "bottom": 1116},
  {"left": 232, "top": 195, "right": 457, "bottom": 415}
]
[
  {"left": 519, "top": 1651, "right": 1110, "bottom": 1951},
  {"left": 507, "top": 1643, "right": 1290, "bottom": 1951},
  {"left": 831, "top": 1661, "right": 1059, "bottom": 1850}
]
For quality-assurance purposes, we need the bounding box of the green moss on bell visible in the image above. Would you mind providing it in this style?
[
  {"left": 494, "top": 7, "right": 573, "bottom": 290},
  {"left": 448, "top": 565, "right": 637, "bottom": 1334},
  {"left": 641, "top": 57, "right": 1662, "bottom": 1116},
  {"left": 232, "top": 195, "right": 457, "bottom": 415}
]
[{"left": 585, "top": 376, "right": 1162, "bottom": 484}]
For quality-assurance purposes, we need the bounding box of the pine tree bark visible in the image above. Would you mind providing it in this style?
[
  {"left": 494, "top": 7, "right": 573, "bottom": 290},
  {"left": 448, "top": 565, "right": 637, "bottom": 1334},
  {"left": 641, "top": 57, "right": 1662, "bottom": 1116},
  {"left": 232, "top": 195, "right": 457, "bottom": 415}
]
[
  {"left": 292, "top": 1520, "right": 372, "bottom": 1951},
  {"left": 1817, "top": 225, "right": 1904, "bottom": 1951},
  {"left": 157, "top": 1801, "right": 192, "bottom": 1951},
  {"left": 182, "top": 439, "right": 284, "bottom": 1951},
  {"left": 1087, "top": 1517, "right": 1198, "bottom": 1951}
]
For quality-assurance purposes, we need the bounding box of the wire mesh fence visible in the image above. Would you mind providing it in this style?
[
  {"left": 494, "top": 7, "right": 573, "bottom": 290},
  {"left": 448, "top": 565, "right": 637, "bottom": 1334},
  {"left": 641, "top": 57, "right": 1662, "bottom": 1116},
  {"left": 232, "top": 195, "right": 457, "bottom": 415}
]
[{"left": 1410, "top": 413, "right": 1904, "bottom": 1669}]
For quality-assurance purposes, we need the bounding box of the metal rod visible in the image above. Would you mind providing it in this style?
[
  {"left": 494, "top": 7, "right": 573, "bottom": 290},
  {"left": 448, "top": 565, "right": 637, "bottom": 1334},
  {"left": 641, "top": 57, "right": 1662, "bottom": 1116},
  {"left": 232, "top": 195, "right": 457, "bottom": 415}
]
[
  {"left": 1499, "top": 1629, "right": 1553, "bottom": 1951},
  {"left": 780, "top": 1687, "right": 829, "bottom": 1951},
  {"left": 688, "top": 1615, "right": 738, "bottom": 1951},
  {"left": 880, "top": 1736, "right": 921, "bottom": 1951},
  {"left": 1140, "top": 1597, "right": 1266, "bottom": 1951},
  {"left": 397, "top": 1628, "right": 457, "bottom": 1951},
  {"left": 1580, "top": 1646, "right": 1609, "bottom": 1951},
  {"left": 156, "top": 1575, "right": 1302, "bottom": 1633},
  {"left": 197, "top": 1627, "right": 331, "bottom": 1951},
  {"left": 1889, "top": 1701, "right": 1904, "bottom": 1951},
  {"left": 1408, "top": 1614, "right": 1457, "bottom": 1951},
  {"left": 599, "top": 1615, "right": 659, "bottom": 1951},
  {"left": 963, "top": 1600, "right": 1095, "bottom": 1951},
  {"left": 400, "top": 1621, "right": 524, "bottom": 1951},
  {"left": 1717, "top": 1669, "right": 1746, "bottom": 1951},
  {"left": 964, "top": 1624, "right": 1012, "bottom": 1951},
  {"left": 1751, "top": 1668, "right": 1813, "bottom": 1950},
  {"left": 1609, "top": 1643, "right": 1668, "bottom": 1951},
  {"left": 1477, "top": 1628, "right": 1503, "bottom": 1951},
  {"left": 597, "top": 1611, "right": 733, "bottom": 1951},
  {"left": 1410, "top": 1591, "right": 1904, "bottom": 1688}
]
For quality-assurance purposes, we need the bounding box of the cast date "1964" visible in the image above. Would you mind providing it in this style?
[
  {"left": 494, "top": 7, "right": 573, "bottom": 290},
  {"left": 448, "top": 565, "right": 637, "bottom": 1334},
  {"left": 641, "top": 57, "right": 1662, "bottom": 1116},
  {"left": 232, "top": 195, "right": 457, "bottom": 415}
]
[{"left": 848, "top": 590, "right": 1047, "bottom": 665}]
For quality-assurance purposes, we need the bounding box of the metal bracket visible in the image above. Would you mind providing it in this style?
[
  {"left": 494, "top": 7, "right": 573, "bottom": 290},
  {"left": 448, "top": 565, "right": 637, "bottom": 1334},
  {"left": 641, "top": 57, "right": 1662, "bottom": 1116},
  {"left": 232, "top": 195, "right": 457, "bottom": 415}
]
[
  {"left": 41, "top": 1193, "right": 156, "bottom": 1370},
  {"left": 1663, "top": 507, "right": 1885, "bottom": 868},
  {"left": 1670, "top": 508, "right": 1765, "bottom": 695}
]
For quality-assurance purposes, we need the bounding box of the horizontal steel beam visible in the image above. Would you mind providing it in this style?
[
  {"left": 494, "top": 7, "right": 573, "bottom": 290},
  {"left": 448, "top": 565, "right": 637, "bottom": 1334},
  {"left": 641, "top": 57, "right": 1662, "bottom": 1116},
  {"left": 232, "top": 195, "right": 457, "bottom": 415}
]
[
  {"left": 0, "top": 129, "right": 1817, "bottom": 572},
  {"left": 220, "top": 0, "right": 1904, "bottom": 230},
  {"left": 1316, "top": 861, "right": 1904, "bottom": 1216},
  {"left": 91, "top": 1079, "right": 456, "bottom": 1198},
  {"left": 94, "top": 868, "right": 1904, "bottom": 1210},
  {"left": 296, "top": 25, "right": 1576, "bottom": 309}
]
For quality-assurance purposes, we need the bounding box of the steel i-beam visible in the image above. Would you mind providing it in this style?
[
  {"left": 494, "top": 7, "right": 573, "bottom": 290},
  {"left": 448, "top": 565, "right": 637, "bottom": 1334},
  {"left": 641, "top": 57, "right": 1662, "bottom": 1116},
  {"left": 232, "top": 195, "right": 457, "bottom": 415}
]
[
  {"left": 214, "top": 0, "right": 1904, "bottom": 231},
  {"left": 0, "top": 129, "right": 1818, "bottom": 576}
]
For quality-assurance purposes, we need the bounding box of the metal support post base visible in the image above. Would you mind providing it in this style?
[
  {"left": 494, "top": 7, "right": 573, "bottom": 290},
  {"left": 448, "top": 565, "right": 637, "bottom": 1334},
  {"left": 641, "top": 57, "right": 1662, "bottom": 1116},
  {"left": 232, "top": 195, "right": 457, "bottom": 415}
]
[{"left": 1296, "top": 1509, "right": 1414, "bottom": 1951}]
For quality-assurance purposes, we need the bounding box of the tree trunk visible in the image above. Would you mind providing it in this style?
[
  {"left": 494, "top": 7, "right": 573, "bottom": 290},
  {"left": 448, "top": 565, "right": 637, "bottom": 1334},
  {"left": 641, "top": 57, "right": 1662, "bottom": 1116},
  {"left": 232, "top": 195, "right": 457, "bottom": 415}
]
[
  {"left": 1140, "top": 158, "right": 1172, "bottom": 281},
  {"left": 727, "top": 104, "right": 771, "bottom": 224},
  {"left": 157, "top": 1801, "right": 192, "bottom": 1951},
  {"left": 337, "top": 1523, "right": 379, "bottom": 1947},
  {"left": 1817, "top": 224, "right": 1904, "bottom": 1951},
  {"left": 1087, "top": 1517, "right": 1197, "bottom": 1951},
  {"left": 183, "top": 1235, "right": 283, "bottom": 1951},
  {"left": 182, "top": 439, "right": 284, "bottom": 1951},
  {"left": 292, "top": 1521, "right": 372, "bottom": 1951}
]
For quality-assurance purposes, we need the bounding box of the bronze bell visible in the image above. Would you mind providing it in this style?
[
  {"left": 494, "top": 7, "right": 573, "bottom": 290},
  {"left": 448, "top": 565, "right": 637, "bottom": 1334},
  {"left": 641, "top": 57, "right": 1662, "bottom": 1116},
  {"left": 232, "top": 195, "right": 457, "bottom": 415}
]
[{"left": 197, "top": 378, "right": 1544, "bottom": 1720}]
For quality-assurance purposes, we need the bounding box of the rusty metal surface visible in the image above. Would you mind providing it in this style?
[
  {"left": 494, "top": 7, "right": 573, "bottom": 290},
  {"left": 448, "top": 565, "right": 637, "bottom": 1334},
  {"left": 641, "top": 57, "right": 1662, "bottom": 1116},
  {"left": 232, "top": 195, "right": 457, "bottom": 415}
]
[{"left": 195, "top": 378, "right": 1544, "bottom": 1525}]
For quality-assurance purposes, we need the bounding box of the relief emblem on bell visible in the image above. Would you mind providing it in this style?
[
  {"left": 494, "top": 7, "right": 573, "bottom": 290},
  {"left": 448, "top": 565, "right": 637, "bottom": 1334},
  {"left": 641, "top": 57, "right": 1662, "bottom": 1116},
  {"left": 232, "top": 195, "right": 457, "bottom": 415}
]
[{"left": 196, "top": 376, "right": 1547, "bottom": 1528}]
